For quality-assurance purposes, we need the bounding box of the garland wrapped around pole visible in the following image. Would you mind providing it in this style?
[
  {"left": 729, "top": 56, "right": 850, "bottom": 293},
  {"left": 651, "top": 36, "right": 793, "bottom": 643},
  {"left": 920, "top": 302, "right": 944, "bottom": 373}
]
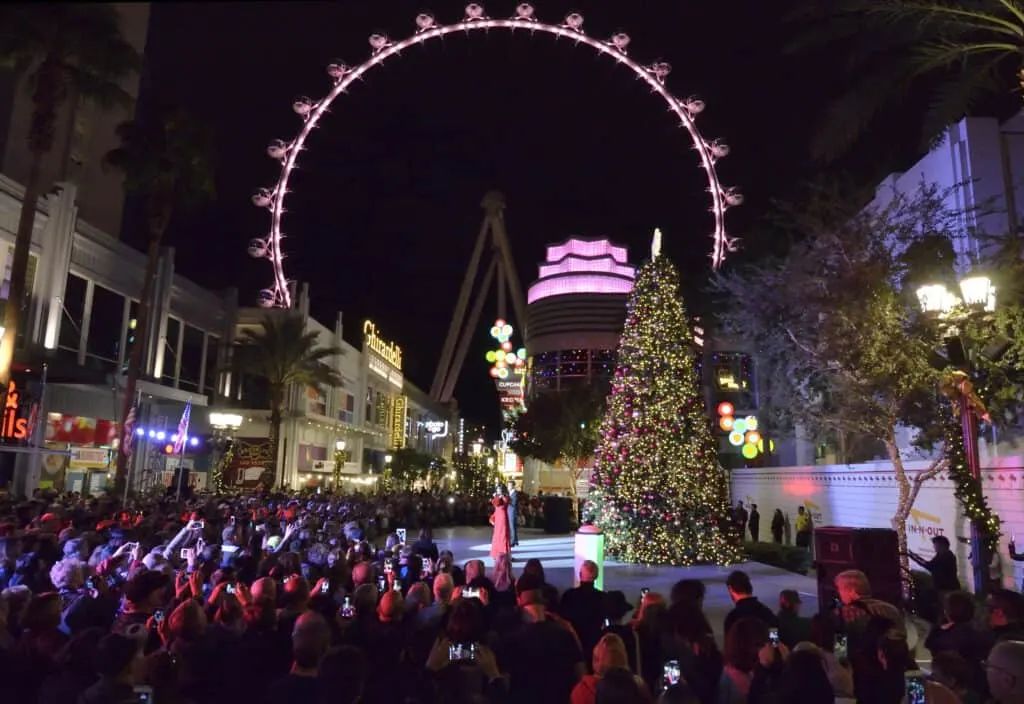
[
  {"left": 211, "top": 441, "right": 234, "bottom": 495},
  {"left": 940, "top": 371, "right": 1001, "bottom": 559}
]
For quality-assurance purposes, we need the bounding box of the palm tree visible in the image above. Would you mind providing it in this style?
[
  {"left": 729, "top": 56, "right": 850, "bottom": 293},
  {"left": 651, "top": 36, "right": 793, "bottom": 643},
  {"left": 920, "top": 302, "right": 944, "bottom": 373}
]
[
  {"left": 0, "top": 5, "right": 140, "bottom": 386},
  {"left": 103, "top": 102, "right": 217, "bottom": 495},
  {"left": 793, "top": 0, "right": 1024, "bottom": 162},
  {"left": 234, "top": 313, "right": 344, "bottom": 488}
]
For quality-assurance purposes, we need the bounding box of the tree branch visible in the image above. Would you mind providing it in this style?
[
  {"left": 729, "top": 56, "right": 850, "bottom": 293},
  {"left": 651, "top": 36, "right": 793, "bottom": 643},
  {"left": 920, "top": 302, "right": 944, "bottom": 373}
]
[{"left": 907, "top": 455, "right": 947, "bottom": 509}]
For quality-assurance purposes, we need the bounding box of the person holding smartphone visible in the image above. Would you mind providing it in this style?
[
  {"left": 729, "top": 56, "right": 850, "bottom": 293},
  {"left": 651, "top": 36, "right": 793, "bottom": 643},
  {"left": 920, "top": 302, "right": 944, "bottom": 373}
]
[{"left": 425, "top": 599, "right": 500, "bottom": 679}]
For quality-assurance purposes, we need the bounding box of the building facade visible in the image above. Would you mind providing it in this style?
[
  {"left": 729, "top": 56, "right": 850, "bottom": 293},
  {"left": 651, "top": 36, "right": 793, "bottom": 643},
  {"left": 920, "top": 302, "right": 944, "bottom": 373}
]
[
  {"left": 0, "top": 175, "right": 235, "bottom": 495},
  {"left": 219, "top": 285, "right": 456, "bottom": 491},
  {"left": 524, "top": 238, "right": 636, "bottom": 393}
]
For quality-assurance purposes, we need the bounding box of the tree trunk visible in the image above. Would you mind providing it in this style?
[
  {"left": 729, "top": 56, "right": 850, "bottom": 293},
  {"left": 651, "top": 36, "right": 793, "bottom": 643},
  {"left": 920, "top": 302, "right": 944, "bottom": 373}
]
[
  {"left": 113, "top": 206, "right": 168, "bottom": 497},
  {"left": 886, "top": 439, "right": 913, "bottom": 596},
  {"left": 0, "top": 58, "right": 63, "bottom": 392},
  {"left": 0, "top": 155, "right": 44, "bottom": 393},
  {"left": 267, "top": 387, "right": 284, "bottom": 489}
]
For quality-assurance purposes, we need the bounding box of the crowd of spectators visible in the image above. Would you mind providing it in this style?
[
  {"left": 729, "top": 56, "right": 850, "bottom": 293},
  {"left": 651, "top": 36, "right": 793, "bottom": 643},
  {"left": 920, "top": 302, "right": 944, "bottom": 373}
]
[{"left": 0, "top": 489, "right": 1021, "bottom": 703}]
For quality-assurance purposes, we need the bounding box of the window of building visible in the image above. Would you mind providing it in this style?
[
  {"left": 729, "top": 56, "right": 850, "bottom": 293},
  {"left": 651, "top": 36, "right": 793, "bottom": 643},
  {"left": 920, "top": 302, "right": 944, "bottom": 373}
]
[
  {"left": 59, "top": 273, "right": 88, "bottom": 354},
  {"left": 86, "top": 285, "right": 125, "bottom": 372},
  {"left": 712, "top": 352, "right": 755, "bottom": 409},
  {"left": 203, "top": 335, "right": 220, "bottom": 396},
  {"left": 179, "top": 325, "right": 204, "bottom": 392},
  {"left": 339, "top": 391, "right": 355, "bottom": 424},
  {"left": 162, "top": 317, "right": 181, "bottom": 386},
  {"left": 365, "top": 387, "right": 374, "bottom": 425}
]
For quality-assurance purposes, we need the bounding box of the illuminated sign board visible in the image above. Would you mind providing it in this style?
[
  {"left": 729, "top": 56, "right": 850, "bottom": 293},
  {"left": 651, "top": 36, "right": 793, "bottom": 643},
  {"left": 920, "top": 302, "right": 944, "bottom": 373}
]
[
  {"left": 423, "top": 420, "right": 448, "bottom": 438},
  {"left": 2, "top": 381, "right": 29, "bottom": 440},
  {"left": 363, "top": 320, "right": 403, "bottom": 369}
]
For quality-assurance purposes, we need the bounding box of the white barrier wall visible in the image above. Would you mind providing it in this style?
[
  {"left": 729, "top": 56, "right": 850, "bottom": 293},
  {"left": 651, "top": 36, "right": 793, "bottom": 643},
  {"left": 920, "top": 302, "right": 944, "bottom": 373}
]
[{"left": 732, "top": 457, "right": 1024, "bottom": 589}]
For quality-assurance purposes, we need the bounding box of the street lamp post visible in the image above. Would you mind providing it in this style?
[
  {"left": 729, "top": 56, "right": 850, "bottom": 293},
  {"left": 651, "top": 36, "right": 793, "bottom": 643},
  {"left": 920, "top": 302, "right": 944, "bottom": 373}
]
[
  {"left": 916, "top": 274, "right": 995, "bottom": 595},
  {"left": 209, "top": 412, "right": 244, "bottom": 492},
  {"left": 333, "top": 439, "right": 346, "bottom": 492}
]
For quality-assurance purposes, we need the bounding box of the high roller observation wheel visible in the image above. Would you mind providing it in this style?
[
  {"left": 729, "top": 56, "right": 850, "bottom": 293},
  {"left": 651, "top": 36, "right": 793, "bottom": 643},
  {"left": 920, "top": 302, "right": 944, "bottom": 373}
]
[{"left": 248, "top": 3, "right": 742, "bottom": 309}]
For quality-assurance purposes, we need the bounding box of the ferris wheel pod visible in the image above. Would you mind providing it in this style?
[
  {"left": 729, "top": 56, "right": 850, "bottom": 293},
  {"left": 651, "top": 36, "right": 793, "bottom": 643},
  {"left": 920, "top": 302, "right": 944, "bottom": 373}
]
[
  {"left": 257, "top": 289, "right": 277, "bottom": 308},
  {"left": 250, "top": 6, "right": 739, "bottom": 310},
  {"left": 247, "top": 239, "right": 269, "bottom": 259},
  {"left": 266, "top": 140, "right": 288, "bottom": 160}
]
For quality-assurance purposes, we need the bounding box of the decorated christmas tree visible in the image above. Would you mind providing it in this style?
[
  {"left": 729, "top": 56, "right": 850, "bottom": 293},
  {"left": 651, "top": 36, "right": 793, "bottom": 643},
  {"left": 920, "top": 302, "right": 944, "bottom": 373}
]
[{"left": 583, "top": 231, "right": 741, "bottom": 565}]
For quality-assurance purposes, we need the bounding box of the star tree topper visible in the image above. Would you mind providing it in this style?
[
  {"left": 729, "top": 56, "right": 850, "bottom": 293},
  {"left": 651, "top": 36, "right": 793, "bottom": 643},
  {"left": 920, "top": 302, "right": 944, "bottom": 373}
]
[{"left": 651, "top": 228, "right": 662, "bottom": 259}]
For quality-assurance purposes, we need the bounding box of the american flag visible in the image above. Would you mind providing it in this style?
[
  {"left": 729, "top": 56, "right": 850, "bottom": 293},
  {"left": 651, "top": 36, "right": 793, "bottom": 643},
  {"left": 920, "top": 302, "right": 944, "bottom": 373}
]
[
  {"left": 121, "top": 403, "right": 137, "bottom": 458},
  {"left": 171, "top": 400, "right": 192, "bottom": 455}
]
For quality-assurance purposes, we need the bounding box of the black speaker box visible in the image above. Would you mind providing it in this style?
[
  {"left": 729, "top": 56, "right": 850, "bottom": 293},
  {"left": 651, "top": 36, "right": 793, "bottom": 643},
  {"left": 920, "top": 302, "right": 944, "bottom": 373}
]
[
  {"left": 542, "top": 496, "right": 574, "bottom": 534},
  {"left": 814, "top": 527, "right": 902, "bottom": 610}
]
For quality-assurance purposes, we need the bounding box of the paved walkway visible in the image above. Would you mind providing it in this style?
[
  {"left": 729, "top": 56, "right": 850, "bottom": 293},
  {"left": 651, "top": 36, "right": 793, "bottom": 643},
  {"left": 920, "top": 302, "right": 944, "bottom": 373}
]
[{"left": 432, "top": 526, "right": 820, "bottom": 642}]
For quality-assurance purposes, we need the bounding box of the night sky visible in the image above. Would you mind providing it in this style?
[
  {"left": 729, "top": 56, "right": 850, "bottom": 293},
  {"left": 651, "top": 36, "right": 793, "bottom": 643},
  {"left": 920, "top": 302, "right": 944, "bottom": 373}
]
[{"left": 132, "top": 0, "right": 935, "bottom": 427}]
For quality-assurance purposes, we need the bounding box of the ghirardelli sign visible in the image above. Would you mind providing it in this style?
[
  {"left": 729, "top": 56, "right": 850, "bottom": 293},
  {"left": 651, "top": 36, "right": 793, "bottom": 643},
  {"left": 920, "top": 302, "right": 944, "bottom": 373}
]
[{"left": 363, "top": 320, "right": 403, "bottom": 369}]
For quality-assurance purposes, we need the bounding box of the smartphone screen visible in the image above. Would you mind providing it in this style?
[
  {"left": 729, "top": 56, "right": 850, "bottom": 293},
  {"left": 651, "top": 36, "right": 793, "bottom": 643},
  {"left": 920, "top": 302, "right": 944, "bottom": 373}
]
[
  {"left": 662, "top": 659, "right": 681, "bottom": 689},
  {"left": 769, "top": 627, "right": 779, "bottom": 647},
  {"left": 834, "top": 634, "right": 848, "bottom": 660},
  {"left": 603, "top": 618, "right": 612, "bottom": 629},
  {"left": 392, "top": 579, "right": 402, "bottom": 592},
  {"left": 340, "top": 596, "right": 354, "bottom": 619},
  {"left": 905, "top": 672, "right": 927, "bottom": 704},
  {"left": 226, "top": 584, "right": 236, "bottom": 595},
  {"left": 86, "top": 577, "right": 96, "bottom": 590},
  {"left": 377, "top": 576, "right": 387, "bottom": 592},
  {"left": 640, "top": 587, "right": 650, "bottom": 597},
  {"left": 448, "top": 642, "right": 476, "bottom": 661},
  {"left": 320, "top": 580, "right": 330, "bottom": 594},
  {"left": 384, "top": 559, "right": 393, "bottom": 573},
  {"left": 463, "top": 587, "right": 479, "bottom": 599},
  {"left": 133, "top": 686, "right": 154, "bottom": 704},
  {"left": 153, "top": 608, "right": 165, "bottom": 624}
]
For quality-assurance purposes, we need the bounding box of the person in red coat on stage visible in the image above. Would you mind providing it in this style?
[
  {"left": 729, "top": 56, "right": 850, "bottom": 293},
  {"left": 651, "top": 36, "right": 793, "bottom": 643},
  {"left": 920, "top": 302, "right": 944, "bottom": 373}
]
[{"left": 490, "top": 483, "right": 511, "bottom": 560}]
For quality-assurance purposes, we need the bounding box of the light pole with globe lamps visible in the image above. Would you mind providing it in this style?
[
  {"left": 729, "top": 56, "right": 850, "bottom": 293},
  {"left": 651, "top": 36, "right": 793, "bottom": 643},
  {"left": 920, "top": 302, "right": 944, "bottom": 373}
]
[
  {"left": 916, "top": 273, "right": 996, "bottom": 594},
  {"left": 209, "top": 412, "right": 243, "bottom": 491},
  {"left": 333, "top": 439, "right": 346, "bottom": 491}
]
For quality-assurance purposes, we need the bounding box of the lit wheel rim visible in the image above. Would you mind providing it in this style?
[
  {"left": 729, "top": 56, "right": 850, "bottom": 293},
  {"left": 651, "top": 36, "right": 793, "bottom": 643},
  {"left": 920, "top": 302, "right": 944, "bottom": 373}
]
[{"left": 249, "top": 4, "right": 741, "bottom": 309}]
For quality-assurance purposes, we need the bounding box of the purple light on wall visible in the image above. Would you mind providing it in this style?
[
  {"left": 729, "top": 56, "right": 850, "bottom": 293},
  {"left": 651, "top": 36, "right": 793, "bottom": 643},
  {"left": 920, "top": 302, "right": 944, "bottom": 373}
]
[
  {"left": 538, "top": 255, "right": 636, "bottom": 279},
  {"left": 527, "top": 238, "right": 637, "bottom": 304},
  {"left": 528, "top": 275, "right": 635, "bottom": 303},
  {"left": 546, "top": 238, "right": 629, "bottom": 265}
]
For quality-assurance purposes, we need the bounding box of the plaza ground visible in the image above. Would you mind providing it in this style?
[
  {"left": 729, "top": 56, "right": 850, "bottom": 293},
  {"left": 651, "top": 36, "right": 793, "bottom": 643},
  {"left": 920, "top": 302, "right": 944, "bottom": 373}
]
[{"left": 432, "top": 526, "right": 821, "bottom": 642}]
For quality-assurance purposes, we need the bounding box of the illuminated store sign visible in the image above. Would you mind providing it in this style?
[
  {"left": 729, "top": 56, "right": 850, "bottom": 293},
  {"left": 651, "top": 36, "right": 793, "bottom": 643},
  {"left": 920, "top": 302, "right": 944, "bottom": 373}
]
[
  {"left": 389, "top": 395, "right": 407, "bottom": 449},
  {"left": 423, "top": 420, "right": 448, "bottom": 438},
  {"left": 363, "top": 320, "right": 403, "bottom": 369},
  {"left": 2, "top": 381, "right": 29, "bottom": 440}
]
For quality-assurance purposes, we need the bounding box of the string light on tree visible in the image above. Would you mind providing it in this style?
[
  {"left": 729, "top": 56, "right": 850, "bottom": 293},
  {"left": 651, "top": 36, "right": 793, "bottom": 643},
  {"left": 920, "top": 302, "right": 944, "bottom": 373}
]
[{"left": 583, "top": 232, "right": 741, "bottom": 566}]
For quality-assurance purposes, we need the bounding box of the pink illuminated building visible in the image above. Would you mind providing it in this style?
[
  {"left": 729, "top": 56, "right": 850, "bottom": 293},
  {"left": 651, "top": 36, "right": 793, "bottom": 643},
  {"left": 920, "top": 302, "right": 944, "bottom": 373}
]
[{"left": 525, "top": 238, "right": 636, "bottom": 392}]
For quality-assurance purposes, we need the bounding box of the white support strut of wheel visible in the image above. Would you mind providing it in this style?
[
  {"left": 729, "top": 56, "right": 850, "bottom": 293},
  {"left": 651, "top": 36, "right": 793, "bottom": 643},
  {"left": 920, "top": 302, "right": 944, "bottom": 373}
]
[{"left": 249, "top": 3, "right": 742, "bottom": 309}]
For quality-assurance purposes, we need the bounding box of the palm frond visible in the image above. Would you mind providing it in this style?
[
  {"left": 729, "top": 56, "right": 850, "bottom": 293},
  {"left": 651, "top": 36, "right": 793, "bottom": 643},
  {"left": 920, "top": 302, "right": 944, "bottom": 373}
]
[
  {"left": 811, "top": 64, "right": 917, "bottom": 163},
  {"left": 897, "top": 1, "right": 1024, "bottom": 37},
  {"left": 920, "top": 57, "right": 1011, "bottom": 148},
  {"left": 236, "top": 313, "right": 344, "bottom": 403}
]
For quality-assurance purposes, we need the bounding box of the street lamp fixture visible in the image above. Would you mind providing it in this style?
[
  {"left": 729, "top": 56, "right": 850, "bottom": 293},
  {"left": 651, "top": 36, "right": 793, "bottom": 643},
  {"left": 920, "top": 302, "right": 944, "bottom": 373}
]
[
  {"left": 958, "top": 274, "right": 995, "bottom": 312},
  {"left": 916, "top": 275, "right": 996, "bottom": 316},
  {"left": 335, "top": 440, "right": 346, "bottom": 452},
  {"left": 384, "top": 453, "right": 393, "bottom": 464},
  {"left": 915, "top": 270, "right": 997, "bottom": 595},
  {"left": 486, "top": 457, "right": 494, "bottom": 468},
  {"left": 209, "top": 412, "right": 243, "bottom": 430},
  {"left": 471, "top": 441, "right": 482, "bottom": 456}
]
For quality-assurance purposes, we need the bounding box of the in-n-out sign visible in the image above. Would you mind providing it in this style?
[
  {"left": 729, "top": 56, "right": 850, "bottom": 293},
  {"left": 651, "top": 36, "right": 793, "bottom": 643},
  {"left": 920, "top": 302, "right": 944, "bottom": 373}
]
[
  {"left": 423, "top": 420, "right": 448, "bottom": 438},
  {"left": 2, "top": 381, "right": 29, "bottom": 440}
]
